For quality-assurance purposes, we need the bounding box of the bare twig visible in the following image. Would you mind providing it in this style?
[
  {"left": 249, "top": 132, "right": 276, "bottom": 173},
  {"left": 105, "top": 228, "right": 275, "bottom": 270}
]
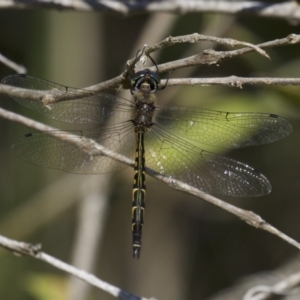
[
  {"left": 0, "top": 106, "right": 299, "bottom": 252},
  {"left": 0, "top": 234, "right": 154, "bottom": 300},
  {"left": 153, "top": 178, "right": 300, "bottom": 251},
  {"left": 206, "top": 255, "right": 300, "bottom": 299},
  {"left": 243, "top": 271, "right": 300, "bottom": 300},
  {"left": 114, "top": 33, "right": 300, "bottom": 92},
  {"left": 0, "top": 52, "right": 27, "bottom": 74},
  {"left": 165, "top": 76, "right": 300, "bottom": 88},
  {"left": 1, "top": 75, "right": 300, "bottom": 112},
  {"left": 1, "top": 34, "right": 299, "bottom": 99},
  {"left": 153, "top": 34, "right": 300, "bottom": 74},
  {"left": 127, "top": 33, "right": 269, "bottom": 73},
  {"left": 145, "top": 34, "right": 270, "bottom": 59},
  {"left": 101, "top": 33, "right": 300, "bottom": 89},
  {"left": 77, "top": 33, "right": 300, "bottom": 94},
  {"left": 1, "top": 1, "right": 300, "bottom": 22}
]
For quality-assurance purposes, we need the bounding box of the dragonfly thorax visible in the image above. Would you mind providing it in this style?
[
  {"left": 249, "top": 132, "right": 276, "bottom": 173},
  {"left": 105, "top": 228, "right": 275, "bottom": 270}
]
[
  {"left": 132, "top": 100, "right": 155, "bottom": 131},
  {"left": 133, "top": 84, "right": 156, "bottom": 105}
]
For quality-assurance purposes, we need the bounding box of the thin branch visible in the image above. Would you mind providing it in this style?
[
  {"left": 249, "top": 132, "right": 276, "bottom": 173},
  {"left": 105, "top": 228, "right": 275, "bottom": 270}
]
[
  {"left": 88, "top": 34, "right": 300, "bottom": 101},
  {"left": 1, "top": 1, "right": 300, "bottom": 22},
  {"left": 243, "top": 271, "right": 300, "bottom": 300},
  {"left": 165, "top": 76, "right": 300, "bottom": 88},
  {"left": 126, "top": 33, "right": 271, "bottom": 73},
  {"left": 154, "top": 177, "right": 300, "bottom": 251},
  {"left": 0, "top": 235, "right": 154, "bottom": 300},
  {"left": 109, "top": 33, "right": 300, "bottom": 94},
  {"left": 91, "top": 33, "right": 300, "bottom": 93},
  {"left": 0, "top": 106, "right": 299, "bottom": 252},
  {"left": 1, "top": 75, "right": 299, "bottom": 112},
  {"left": 106, "top": 33, "right": 300, "bottom": 87},
  {"left": 146, "top": 34, "right": 270, "bottom": 59},
  {"left": 0, "top": 52, "right": 27, "bottom": 74},
  {"left": 1, "top": 34, "right": 299, "bottom": 99},
  {"left": 2, "top": 73, "right": 300, "bottom": 103},
  {"left": 153, "top": 33, "right": 300, "bottom": 74}
]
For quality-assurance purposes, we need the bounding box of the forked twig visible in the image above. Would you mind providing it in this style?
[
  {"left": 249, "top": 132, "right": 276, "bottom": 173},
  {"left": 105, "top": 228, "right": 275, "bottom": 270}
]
[
  {"left": 1, "top": 34, "right": 300, "bottom": 105},
  {"left": 243, "top": 270, "right": 300, "bottom": 300},
  {"left": 145, "top": 34, "right": 270, "bottom": 59},
  {"left": 1, "top": 34, "right": 298, "bottom": 102},
  {"left": 165, "top": 76, "right": 300, "bottom": 88},
  {"left": 1, "top": 1, "right": 300, "bottom": 22},
  {"left": 0, "top": 52, "right": 27, "bottom": 74},
  {"left": 0, "top": 235, "right": 154, "bottom": 300}
]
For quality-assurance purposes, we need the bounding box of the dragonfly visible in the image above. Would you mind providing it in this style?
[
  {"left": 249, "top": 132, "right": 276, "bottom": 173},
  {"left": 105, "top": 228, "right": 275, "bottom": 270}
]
[{"left": 1, "top": 68, "right": 292, "bottom": 258}]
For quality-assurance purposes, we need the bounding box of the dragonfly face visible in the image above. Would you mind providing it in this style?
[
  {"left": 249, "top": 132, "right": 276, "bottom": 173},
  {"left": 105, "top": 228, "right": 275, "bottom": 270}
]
[
  {"left": 130, "top": 69, "right": 161, "bottom": 94},
  {"left": 1, "top": 70, "right": 292, "bottom": 259}
]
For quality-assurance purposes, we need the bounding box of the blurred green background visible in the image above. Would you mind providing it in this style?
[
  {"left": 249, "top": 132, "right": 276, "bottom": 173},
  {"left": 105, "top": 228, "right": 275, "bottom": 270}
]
[{"left": 0, "top": 6, "right": 300, "bottom": 300}]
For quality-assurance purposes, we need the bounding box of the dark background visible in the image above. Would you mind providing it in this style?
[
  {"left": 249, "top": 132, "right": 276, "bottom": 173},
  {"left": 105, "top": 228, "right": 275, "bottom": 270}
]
[{"left": 0, "top": 6, "right": 300, "bottom": 300}]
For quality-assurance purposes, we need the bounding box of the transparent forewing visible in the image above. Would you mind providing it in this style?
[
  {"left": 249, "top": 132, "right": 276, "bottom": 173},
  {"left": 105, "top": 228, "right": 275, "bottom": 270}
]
[
  {"left": 145, "top": 125, "right": 271, "bottom": 197},
  {"left": 12, "top": 122, "right": 135, "bottom": 173},
  {"left": 1, "top": 75, "right": 134, "bottom": 124},
  {"left": 154, "top": 106, "right": 292, "bottom": 148}
]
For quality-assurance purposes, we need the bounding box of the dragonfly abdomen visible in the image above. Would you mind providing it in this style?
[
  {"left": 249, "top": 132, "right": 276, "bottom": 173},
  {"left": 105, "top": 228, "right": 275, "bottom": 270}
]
[{"left": 132, "top": 131, "right": 146, "bottom": 259}]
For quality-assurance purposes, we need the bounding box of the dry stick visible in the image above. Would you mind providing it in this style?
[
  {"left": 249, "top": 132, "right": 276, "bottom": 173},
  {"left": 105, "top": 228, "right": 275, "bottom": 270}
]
[
  {"left": 146, "top": 33, "right": 270, "bottom": 59},
  {"left": 166, "top": 77, "right": 300, "bottom": 88},
  {"left": 1, "top": 75, "right": 300, "bottom": 112},
  {"left": 126, "top": 33, "right": 271, "bottom": 85},
  {"left": 0, "top": 106, "right": 299, "bottom": 252},
  {"left": 2, "top": 46, "right": 300, "bottom": 106},
  {"left": 0, "top": 52, "right": 27, "bottom": 74},
  {"left": 127, "top": 33, "right": 300, "bottom": 72},
  {"left": 152, "top": 34, "right": 300, "bottom": 74},
  {"left": 1, "top": 34, "right": 297, "bottom": 99},
  {"left": 94, "top": 33, "right": 300, "bottom": 94},
  {"left": 0, "top": 235, "right": 155, "bottom": 300},
  {"left": 243, "top": 271, "right": 300, "bottom": 300},
  {"left": 151, "top": 176, "right": 300, "bottom": 251},
  {"left": 0, "top": 0, "right": 300, "bottom": 21}
]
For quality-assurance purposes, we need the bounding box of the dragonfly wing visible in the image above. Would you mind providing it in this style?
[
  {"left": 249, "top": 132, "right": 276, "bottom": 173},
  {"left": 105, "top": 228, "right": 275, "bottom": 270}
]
[
  {"left": 1, "top": 74, "right": 134, "bottom": 124},
  {"left": 145, "top": 126, "right": 271, "bottom": 197},
  {"left": 12, "top": 122, "right": 135, "bottom": 174},
  {"left": 154, "top": 106, "right": 292, "bottom": 148}
]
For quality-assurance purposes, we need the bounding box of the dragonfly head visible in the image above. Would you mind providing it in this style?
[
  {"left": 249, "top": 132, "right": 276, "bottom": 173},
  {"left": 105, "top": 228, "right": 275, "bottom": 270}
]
[{"left": 130, "top": 69, "right": 161, "bottom": 94}]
